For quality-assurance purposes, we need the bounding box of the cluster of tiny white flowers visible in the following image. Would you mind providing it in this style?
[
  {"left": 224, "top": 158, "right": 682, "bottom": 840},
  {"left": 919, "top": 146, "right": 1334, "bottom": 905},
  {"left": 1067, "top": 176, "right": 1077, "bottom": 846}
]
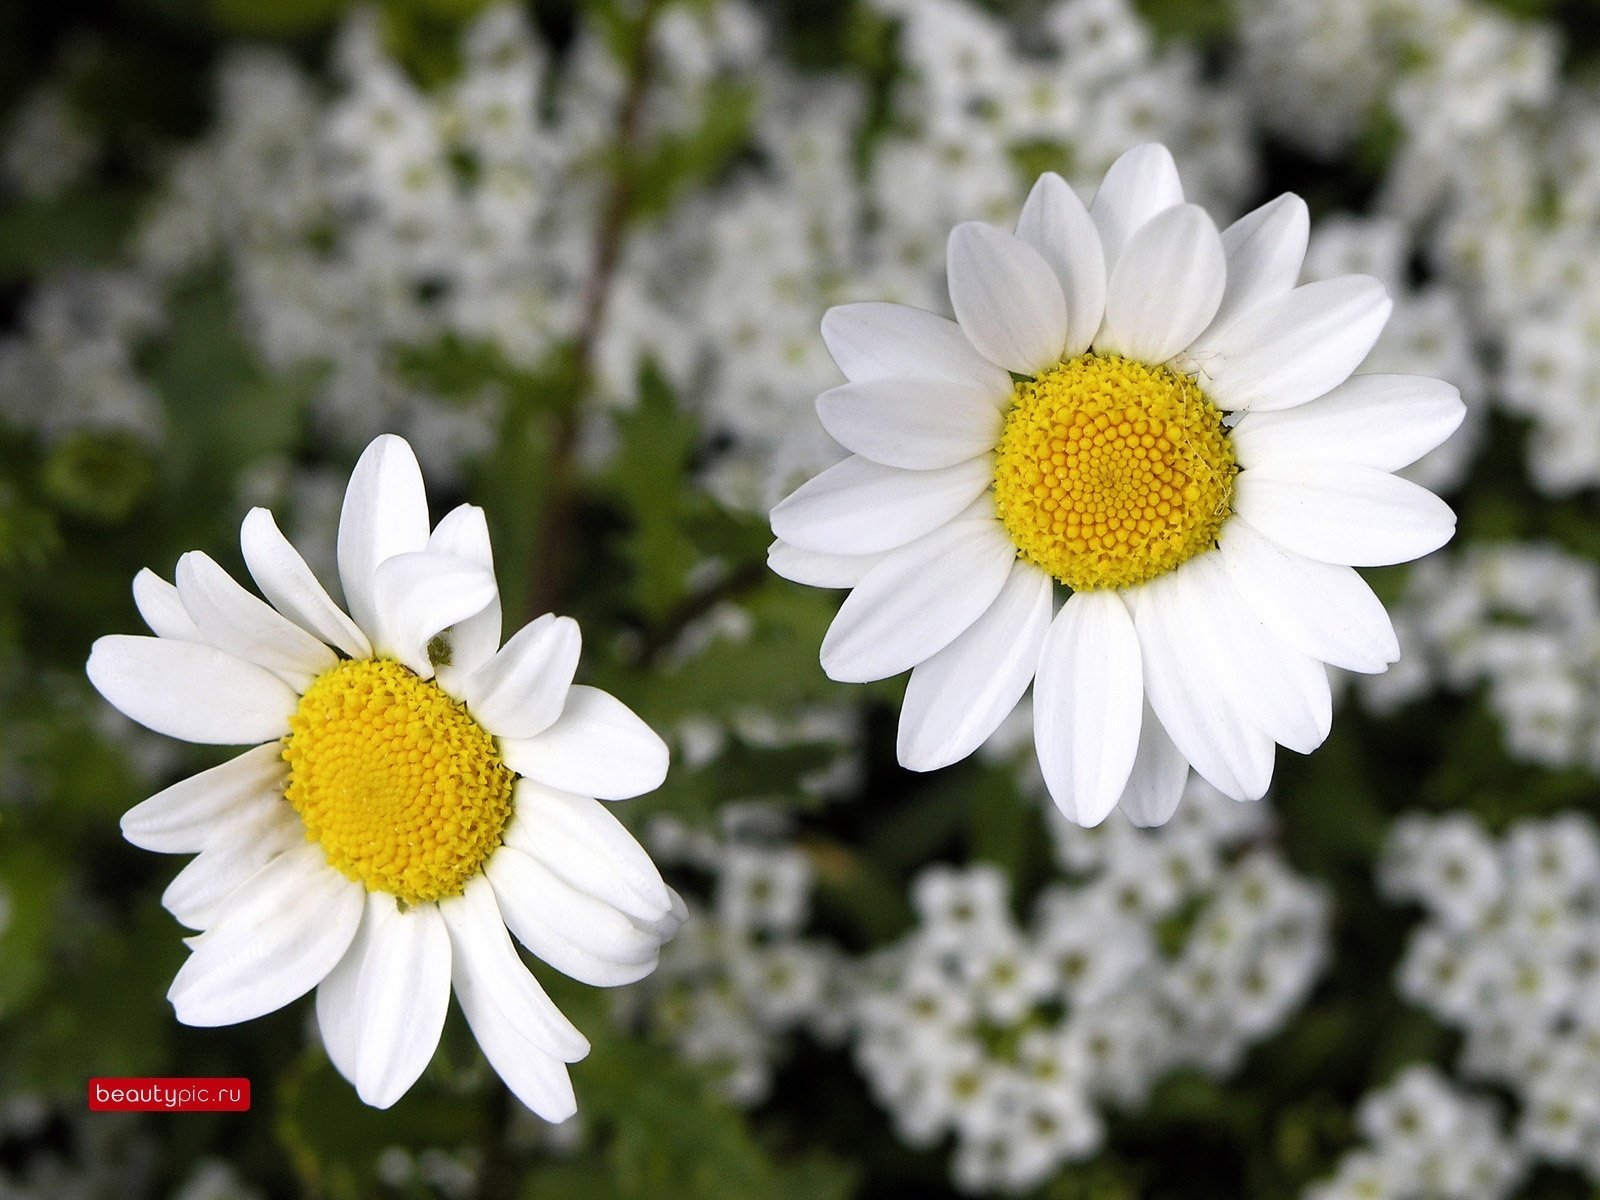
[
  {"left": 1420, "top": 103, "right": 1600, "bottom": 494},
  {"left": 848, "top": 782, "right": 1329, "bottom": 1195},
  {"left": 0, "top": 269, "right": 163, "bottom": 446},
  {"left": 1364, "top": 543, "right": 1600, "bottom": 771},
  {"left": 1232, "top": 0, "right": 1557, "bottom": 162},
  {"left": 624, "top": 806, "right": 844, "bottom": 1106},
  {"left": 132, "top": 10, "right": 581, "bottom": 472},
  {"left": 1380, "top": 813, "right": 1600, "bottom": 1184},
  {"left": 1304, "top": 1065, "right": 1524, "bottom": 1200},
  {"left": 863, "top": 0, "right": 1255, "bottom": 303},
  {"left": 1, "top": 85, "right": 97, "bottom": 200}
]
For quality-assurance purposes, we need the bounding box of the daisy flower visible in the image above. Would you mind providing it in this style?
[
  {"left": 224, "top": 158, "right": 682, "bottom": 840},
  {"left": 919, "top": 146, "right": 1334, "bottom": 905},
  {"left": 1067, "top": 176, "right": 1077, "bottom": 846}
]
[
  {"left": 87, "top": 434, "right": 681, "bottom": 1119},
  {"left": 769, "top": 143, "right": 1462, "bottom": 828}
]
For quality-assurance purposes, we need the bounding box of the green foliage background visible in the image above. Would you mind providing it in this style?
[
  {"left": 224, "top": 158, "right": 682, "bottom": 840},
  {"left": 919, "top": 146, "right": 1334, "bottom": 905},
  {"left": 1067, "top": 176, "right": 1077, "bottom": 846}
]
[{"left": 2, "top": 0, "right": 1599, "bottom": 1198}]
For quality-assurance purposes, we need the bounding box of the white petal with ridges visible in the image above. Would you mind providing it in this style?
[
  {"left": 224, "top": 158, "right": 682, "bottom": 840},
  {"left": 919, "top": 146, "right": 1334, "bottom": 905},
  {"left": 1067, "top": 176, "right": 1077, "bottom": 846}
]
[
  {"left": 177, "top": 551, "right": 336, "bottom": 690},
  {"left": 1015, "top": 172, "right": 1107, "bottom": 357},
  {"left": 820, "top": 517, "right": 1017, "bottom": 684},
  {"left": 465, "top": 614, "right": 580, "bottom": 740},
  {"left": 486, "top": 848, "right": 660, "bottom": 987},
  {"left": 1089, "top": 143, "right": 1185, "bottom": 270},
  {"left": 439, "top": 877, "right": 588, "bottom": 1061},
  {"left": 337, "top": 435, "right": 430, "bottom": 637},
  {"left": 1033, "top": 591, "right": 1143, "bottom": 828},
  {"left": 1230, "top": 375, "right": 1466, "bottom": 472},
  {"left": 428, "top": 504, "right": 503, "bottom": 697},
  {"left": 1234, "top": 461, "right": 1456, "bottom": 566},
  {"left": 766, "top": 540, "right": 885, "bottom": 589},
  {"left": 1115, "top": 703, "right": 1190, "bottom": 828},
  {"left": 161, "top": 803, "right": 302, "bottom": 930},
  {"left": 371, "top": 551, "right": 498, "bottom": 677},
  {"left": 167, "top": 843, "right": 364, "bottom": 1027},
  {"left": 133, "top": 570, "right": 204, "bottom": 642},
  {"left": 315, "top": 894, "right": 451, "bottom": 1109},
  {"left": 1131, "top": 575, "right": 1275, "bottom": 800},
  {"left": 504, "top": 781, "right": 671, "bottom": 924},
  {"left": 769, "top": 455, "right": 992, "bottom": 556},
  {"left": 1207, "top": 194, "right": 1309, "bottom": 333},
  {"left": 1195, "top": 276, "right": 1392, "bottom": 413},
  {"left": 897, "top": 561, "right": 1052, "bottom": 772},
  {"left": 442, "top": 878, "right": 583, "bottom": 1120},
  {"left": 947, "top": 222, "right": 1067, "bottom": 375},
  {"left": 1173, "top": 554, "right": 1332, "bottom": 754},
  {"left": 500, "top": 685, "right": 668, "bottom": 801},
  {"left": 240, "top": 508, "right": 370, "bottom": 659},
  {"left": 1096, "top": 204, "right": 1226, "bottom": 365},
  {"left": 815, "top": 378, "right": 1004, "bottom": 470},
  {"left": 820, "top": 303, "right": 1012, "bottom": 394},
  {"left": 121, "top": 741, "right": 286, "bottom": 854},
  {"left": 87, "top": 635, "right": 299, "bottom": 745},
  {"left": 1218, "top": 517, "right": 1399, "bottom": 673}
]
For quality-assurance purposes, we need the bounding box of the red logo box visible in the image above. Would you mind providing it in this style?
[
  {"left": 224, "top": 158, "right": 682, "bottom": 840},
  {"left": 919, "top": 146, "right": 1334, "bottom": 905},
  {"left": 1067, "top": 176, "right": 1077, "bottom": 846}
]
[{"left": 88, "top": 1077, "right": 251, "bottom": 1112}]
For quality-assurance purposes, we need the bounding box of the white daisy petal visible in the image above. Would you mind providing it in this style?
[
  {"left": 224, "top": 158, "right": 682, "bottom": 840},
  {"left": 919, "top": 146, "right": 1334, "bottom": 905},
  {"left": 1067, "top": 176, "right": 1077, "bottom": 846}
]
[
  {"left": 500, "top": 685, "right": 668, "bottom": 801},
  {"left": 428, "top": 504, "right": 503, "bottom": 696},
  {"left": 450, "top": 986, "right": 577, "bottom": 1122},
  {"left": 314, "top": 893, "right": 451, "bottom": 1109},
  {"left": 1033, "top": 591, "right": 1143, "bottom": 828},
  {"left": 133, "top": 569, "right": 204, "bottom": 642},
  {"left": 438, "top": 877, "right": 589, "bottom": 1062},
  {"left": 1207, "top": 193, "right": 1309, "bottom": 333},
  {"left": 897, "top": 561, "right": 1053, "bottom": 772},
  {"left": 486, "top": 848, "right": 661, "bottom": 987},
  {"left": 1217, "top": 519, "right": 1399, "bottom": 673},
  {"left": 371, "top": 551, "right": 498, "bottom": 677},
  {"left": 1015, "top": 171, "right": 1107, "bottom": 357},
  {"left": 1089, "top": 143, "right": 1185, "bottom": 270},
  {"left": 1096, "top": 203, "right": 1226, "bottom": 364},
  {"left": 1196, "top": 276, "right": 1393, "bottom": 413},
  {"left": 815, "top": 378, "right": 1004, "bottom": 470},
  {"left": 819, "top": 517, "right": 1017, "bottom": 684},
  {"left": 766, "top": 540, "right": 885, "bottom": 589},
  {"left": 1234, "top": 461, "right": 1456, "bottom": 566},
  {"left": 637, "top": 887, "right": 689, "bottom": 944},
  {"left": 162, "top": 803, "right": 303, "bottom": 930},
  {"left": 443, "top": 881, "right": 583, "bottom": 1121},
  {"left": 1115, "top": 701, "right": 1190, "bottom": 828},
  {"left": 1230, "top": 374, "right": 1466, "bottom": 472},
  {"left": 1131, "top": 575, "right": 1275, "bottom": 801},
  {"left": 769, "top": 454, "right": 992, "bottom": 556},
  {"left": 176, "top": 551, "right": 336, "bottom": 690},
  {"left": 121, "top": 742, "right": 286, "bottom": 854},
  {"left": 337, "top": 434, "right": 431, "bottom": 637},
  {"left": 465, "top": 614, "right": 581, "bottom": 740},
  {"left": 1177, "top": 554, "right": 1333, "bottom": 755},
  {"left": 240, "top": 508, "right": 370, "bottom": 660},
  {"left": 504, "top": 781, "right": 672, "bottom": 924},
  {"left": 947, "top": 221, "right": 1068, "bottom": 375},
  {"left": 87, "top": 635, "right": 299, "bottom": 744},
  {"left": 821, "top": 302, "right": 1012, "bottom": 394},
  {"left": 168, "top": 843, "right": 364, "bottom": 1027}
]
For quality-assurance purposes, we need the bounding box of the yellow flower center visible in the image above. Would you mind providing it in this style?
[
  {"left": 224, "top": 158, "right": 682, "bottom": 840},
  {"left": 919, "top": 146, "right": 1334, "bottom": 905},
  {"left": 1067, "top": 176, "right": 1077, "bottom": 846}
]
[
  {"left": 992, "top": 353, "right": 1237, "bottom": 591},
  {"left": 282, "top": 658, "right": 514, "bottom": 905}
]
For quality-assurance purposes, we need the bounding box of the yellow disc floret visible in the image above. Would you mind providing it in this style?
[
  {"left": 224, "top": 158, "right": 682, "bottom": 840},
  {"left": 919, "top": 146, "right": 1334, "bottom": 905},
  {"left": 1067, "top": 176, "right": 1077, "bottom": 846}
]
[
  {"left": 992, "top": 353, "right": 1237, "bottom": 591},
  {"left": 283, "top": 658, "right": 514, "bottom": 904}
]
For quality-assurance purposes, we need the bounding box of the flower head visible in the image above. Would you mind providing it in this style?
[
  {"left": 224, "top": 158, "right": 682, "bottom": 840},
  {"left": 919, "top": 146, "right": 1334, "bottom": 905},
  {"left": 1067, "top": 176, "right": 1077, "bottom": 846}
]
[
  {"left": 88, "top": 434, "right": 682, "bottom": 1119},
  {"left": 770, "top": 143, "right": 1463, "bottom": 827}
]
